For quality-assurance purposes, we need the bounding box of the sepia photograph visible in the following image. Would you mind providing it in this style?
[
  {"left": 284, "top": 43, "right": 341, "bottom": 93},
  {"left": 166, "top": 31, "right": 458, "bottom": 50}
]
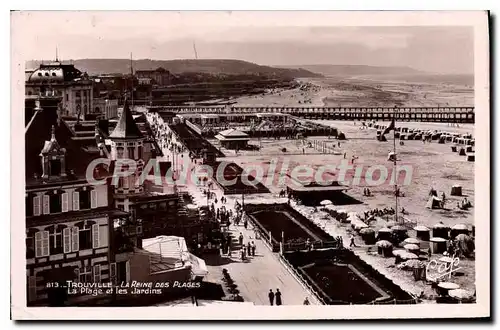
[{"left": 10, "top": 10, "right": 490, "bottom": 320}]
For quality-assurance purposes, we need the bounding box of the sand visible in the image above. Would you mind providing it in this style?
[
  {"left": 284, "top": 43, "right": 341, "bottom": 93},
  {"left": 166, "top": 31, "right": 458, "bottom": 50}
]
[{"left": 230, "top": 77, "right": 474, "bottom": 108}]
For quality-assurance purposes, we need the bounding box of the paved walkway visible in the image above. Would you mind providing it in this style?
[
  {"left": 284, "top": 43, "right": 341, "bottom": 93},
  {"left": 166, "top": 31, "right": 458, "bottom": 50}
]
[{"left": 188, "top": 184, "right": 319, "bottom": 306}]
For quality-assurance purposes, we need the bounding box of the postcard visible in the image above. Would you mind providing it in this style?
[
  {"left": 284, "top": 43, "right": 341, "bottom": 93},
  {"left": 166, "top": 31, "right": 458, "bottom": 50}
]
[{"left": 10, "top": 10, "right": 490, "bottom": 320}]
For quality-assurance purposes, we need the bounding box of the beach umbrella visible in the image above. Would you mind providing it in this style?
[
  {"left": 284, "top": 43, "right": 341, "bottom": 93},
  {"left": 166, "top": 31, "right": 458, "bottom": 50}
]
[
  {"left": 433, "top": 222, "right": 450, "bottom": 229},
  {"left": 400, "top": 252, "right": 419, "bottom": 260},
  {"left": 360, "top": 228, "right": 375, "bottom": 235},
  {"left": 438, "top": 282, "right": 460, "bottom": 290},
  {"left": 414, "top": 225, "right": 430, "bottom": 231},
  {"left": 391, "top": 225, "right": 406, "bottom": 232},
  {"left": 404, "top": 244, "right": 420, "bottom": 251},
  {"left": 452, "top": 224, "right": 468, "bottom": 231},
  {"left": 376, "top": 240, "right": 393, "bottom": 248},
  {"left": 320, "top": 200, "right": 333, "bottom": 206},
  {"left": 392, "top": 249, "right": 405, "bottom": 256},
  {"left": 430, "top": 237, "right": 447, "bottom": 243},
  {"left": 404, "top": 238, "right": 420, "bottom": 245},
  {"left": 404, "top": 259, "right": 425, "bottom": 269},
  {"left": 448, "top": 289, "right": 473, "bottom": 300}
]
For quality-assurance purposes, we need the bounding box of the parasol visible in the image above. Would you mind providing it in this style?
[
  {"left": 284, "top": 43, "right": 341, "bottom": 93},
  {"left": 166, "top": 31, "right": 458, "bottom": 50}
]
[
  {"left": 403, "top": 259, "right": 425, "bottom": 269},
  {"left": 320, "top": 200, "right": 333, "bottom": 206},
  {"left": 404, "top": 244, "right": 420, "bottom": 251},
  {"left": 360, "top": 228, "right": 375, "bottom": 235},
  {"left": 414, "top": 225, "right": 430, "bottom": 231},
  {"left": 376, "top": 240, "right": 393, "bottom": 248},
  {"left": 404, "top": 238, "right": 420, "bottom": 245},
  {"left": 392, "top": 249, "right": 405, "bottom": 256},
  {"left": 391, "top": 225, "right": 407, "bottom": 232},
  {"left": 400, "top": 252, "right": 419, "bottom": 260},
  {"left": 452, "top": 224, "right": 468, "bottom": 231},
  {"left": 430, "top": 237, "right": 447, "bottom": 243},
  {"left": 448, "top": 289, "right": 473, "bottom": 300},
  {"left": 438, "top": 282, "right": 460, "bottom": 290}
]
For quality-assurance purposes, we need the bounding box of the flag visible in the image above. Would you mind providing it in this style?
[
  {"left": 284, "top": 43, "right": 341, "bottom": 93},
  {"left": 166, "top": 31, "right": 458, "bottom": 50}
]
[{"left": 382, "top": 119, "right": 396, "bottom": 136}]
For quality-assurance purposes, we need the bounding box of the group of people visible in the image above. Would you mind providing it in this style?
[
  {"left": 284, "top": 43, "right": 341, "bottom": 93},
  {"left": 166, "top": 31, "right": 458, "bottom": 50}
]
[
  {"left": 268, "top": 289, "right": 283, "bottom": 306},
  {"left": 362, "top": 188, "right": 372, "bottom": 197},
  {"left": 238, "top": 232, "right": 257, "bottom": 261},
  {"left": 457, "top": 198, "right": 472, "bottom": 210},
  {"left": 278, "top": 189, "right": 292, "bottom": 199}
]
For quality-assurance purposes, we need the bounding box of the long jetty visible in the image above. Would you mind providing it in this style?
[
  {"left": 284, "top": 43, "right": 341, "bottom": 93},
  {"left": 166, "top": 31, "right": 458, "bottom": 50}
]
[{"left": 148, "top": 106, "right": 475, "bottom": 123}]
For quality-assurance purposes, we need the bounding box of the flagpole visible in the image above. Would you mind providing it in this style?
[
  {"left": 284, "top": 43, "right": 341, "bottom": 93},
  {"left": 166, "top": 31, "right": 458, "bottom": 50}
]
[{"left": 393, "top": 107, "right": 399, "bottom": 224}]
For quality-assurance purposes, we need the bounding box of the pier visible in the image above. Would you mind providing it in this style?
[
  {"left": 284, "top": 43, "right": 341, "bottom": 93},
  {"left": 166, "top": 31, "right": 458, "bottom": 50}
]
[{"left": 148, "top": 106, "right": 475, "bottom": 123}]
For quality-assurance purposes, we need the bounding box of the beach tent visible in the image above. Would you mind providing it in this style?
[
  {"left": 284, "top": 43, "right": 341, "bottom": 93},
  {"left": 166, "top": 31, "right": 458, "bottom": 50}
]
[
  {"left": 466, "top": 146, "right": 473, "bottom": 153},
  {"left": 388, "top": 152, "right": 397, "bottom": 161},
  {"left": 467, "top": 154, "right": 475, "bottom": 162},
  {"left": 438, "top": 137, "right": 446, "bottom": 144},
  {"left": 458, "top": 148, "right": 466, "bottom": 156},
  {"left": 378, "top": 134, "right": 387, "bottom": 142},
  {"left": 450, "top": 185, "right": 462, "bottom": 196},
  {"left": 451, "top": 145, "right": 458, "bottom": 152},
  {"left": 414, "top": 134, "right": 422, "bottom": 140},
  {"left": 426, "top": 196, "right": 443, "bottom": 209}
]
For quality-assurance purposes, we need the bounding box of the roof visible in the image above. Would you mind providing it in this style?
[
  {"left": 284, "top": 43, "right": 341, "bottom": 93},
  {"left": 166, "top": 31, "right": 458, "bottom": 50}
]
[
  {"left": 109, "top": 98, "right": 143, "bottom": 139},
  {"left": 25, "top": 105, "right": 108, "bottom": 185},
  {"left": 27, "top": 62, "right": 85, "bottom": 83},
  {"left": 142, "top": 236, "right": 189, "bottom": 274},
  {"left": 218, "top": 128, "right": 249, "bottom": 138}
]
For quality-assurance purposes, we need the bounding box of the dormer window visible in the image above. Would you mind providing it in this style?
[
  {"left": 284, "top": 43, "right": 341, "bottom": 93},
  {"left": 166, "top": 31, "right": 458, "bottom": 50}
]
[{"left": 39, "top": 126, "right": 67, "bottom": 180}]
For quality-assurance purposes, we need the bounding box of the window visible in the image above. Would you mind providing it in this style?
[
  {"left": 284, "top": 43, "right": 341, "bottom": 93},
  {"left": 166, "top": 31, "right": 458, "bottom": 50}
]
[
  {"left": 49, "top": 226, "right": 64, "bottom": 255},
  {"left": 33, "top": 196, "right": 41, "bottom": 216},
  {"left": 71, "top": 226, "right": 79, "bottom": 252},
  {"left": 79, "top": 189, "right": 91, "bottom": 210},
  {"left": 42, "top": 195, "right": 50, "bottom": 215},
  {"left": 61, "top": 192, "right": 69, "bottom": 212},
  {"left": 128, "top": 147, "right": 135, "bottom": 159},
  {"left": 138, "top": 146, "right": 143, "bottom": 160},
  {"left": 116, "top": 147, "right": 124, "bottom": 159},
  {"left": 72, "top": 191, "right": 79, "bottom": 211},
  {"left": 79, "top": 265, "right": 92, "bottom": 283},
  {"left": 49, "top": 192, "right": 62, "bottom": 214},
  {"left": 92, "top": 224, "right": 100, "bottom": 249},
  {"left": 35, "top": 231, "right": 49, "bottom": 257},
  {"left": 26, "top": 233, "right": 35, "bottom": 259},
  {"left": 75, "top": 91, "right": 81, "bottom": 98},
  {"left": 49, "top": 159, "right": 61, "bottom": 176},
  {"left": 90, "top": 190, "right": 98, "bottom": 209},
  {"left": 63, "top": 228, "right": 71, "bottom": 253},
  {"left": 26, "top": 194, "right": 33, "bottom": 217},
  {"left": 79, "top": 223, "right": 92, "bottom": 250},
  {"left": 93, "top": 264, "right": 101, "bottom": 283}
]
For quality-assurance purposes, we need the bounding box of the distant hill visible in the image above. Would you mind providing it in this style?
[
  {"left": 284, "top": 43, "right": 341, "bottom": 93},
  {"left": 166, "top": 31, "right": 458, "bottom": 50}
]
[
  {"left": 276, "top": 64, "right": 425, "bottom": 77},
  {"left": 26, "top": 59, "right": 322, "bottom": 79}
]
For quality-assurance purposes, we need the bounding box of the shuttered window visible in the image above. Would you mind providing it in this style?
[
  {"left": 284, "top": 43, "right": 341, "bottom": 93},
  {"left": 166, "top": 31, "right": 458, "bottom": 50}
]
[
  {"left": 33, "top": 196, "right": 41, "bottom": 216},
  {"left": 71, "top": 226, "right": 79, "bottom": 252},
  {"left": 61, "top": 193, "right": 69, "bottom": 212},
  {"left": 92, "top": 224, "right": 100, "bottom": 249},
  {"left": 90, "top": 190, "right": 98, "bottom": 209},
  {"left": 35, "top": 231, "right": 49, "bottom": 257},
  {"left": 72, "top": 191, "right": 80, "bottom": 211},
  {"left": 42, "top": 195, "right": 50, "bottom": 214},
  {"left": 63, "top": 228, "right": 71, "bottom": 253},
  {"left": 93, "top": 264, "right": 101, "bottom": 283}
]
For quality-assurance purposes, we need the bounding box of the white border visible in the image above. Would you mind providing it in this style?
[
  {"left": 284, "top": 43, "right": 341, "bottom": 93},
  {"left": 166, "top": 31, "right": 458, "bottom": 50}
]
[{"left": 10, "top": 10, "right": 490, "bottom": 320}]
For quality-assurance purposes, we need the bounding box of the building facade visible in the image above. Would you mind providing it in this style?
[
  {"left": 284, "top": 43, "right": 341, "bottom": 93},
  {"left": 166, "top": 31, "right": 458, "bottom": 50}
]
[{"left": 26, "top": 61, "right": 94, "bottom": 120}]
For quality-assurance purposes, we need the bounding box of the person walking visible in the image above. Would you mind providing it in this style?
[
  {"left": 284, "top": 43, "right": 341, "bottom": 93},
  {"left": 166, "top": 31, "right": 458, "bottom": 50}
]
[
  {"left": 244, "top": 218, "right": 248, "bottom": 229},
  {"left": 251, "top": 241, "right": 256, "bottom": 256},
  {"left": 239, "top": 233, "right": 244, "bottom": 246},
  {"left": 349, "top": 234, "right": 357, "bottom": 248},
  {"left": 268, "top": 289, "right": 275, "bottom": 306},
  {"left": 247, "top": 242, "right": 252, "bottom": 257},
  {"left": 275, "top": 289, "right": 282, "bottom": 306}
]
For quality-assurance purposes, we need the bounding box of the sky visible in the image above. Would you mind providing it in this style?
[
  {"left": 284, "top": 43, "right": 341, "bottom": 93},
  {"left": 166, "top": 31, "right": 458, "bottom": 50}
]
[{"left": 12, "top": 11, "right": 474, "bottom": 74}]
